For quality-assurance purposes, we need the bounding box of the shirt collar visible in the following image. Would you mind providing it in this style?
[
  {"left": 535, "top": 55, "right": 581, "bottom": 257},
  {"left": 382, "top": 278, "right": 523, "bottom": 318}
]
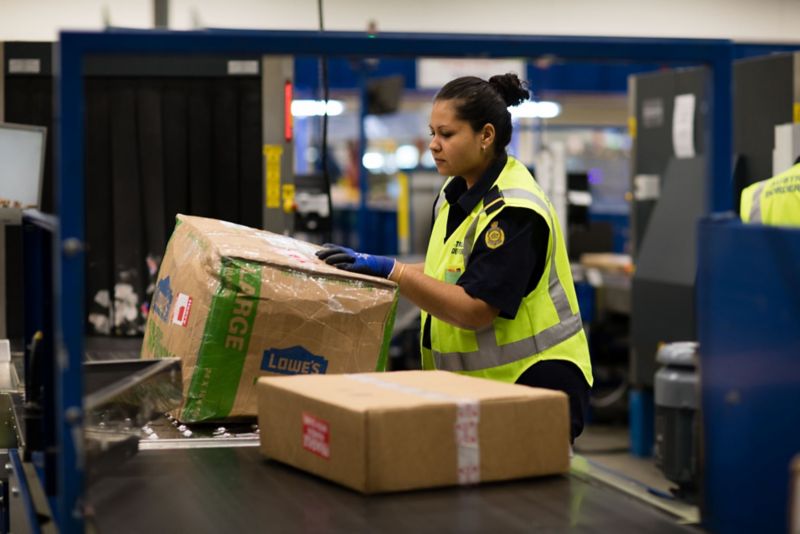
[{"left": 444, "top": 153, "right": 508, "bottom": 213}]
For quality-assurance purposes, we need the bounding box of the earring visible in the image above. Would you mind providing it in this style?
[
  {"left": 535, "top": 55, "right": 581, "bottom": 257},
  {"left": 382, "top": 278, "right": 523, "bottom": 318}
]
[{"left": 481, "top": 145, "right": 485, "bottom": 152}]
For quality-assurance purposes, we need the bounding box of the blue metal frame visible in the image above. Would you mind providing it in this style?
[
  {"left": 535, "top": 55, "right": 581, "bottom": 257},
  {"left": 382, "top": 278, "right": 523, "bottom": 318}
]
[
  {"left": 292, "top": 42, "right": 800, "bottom": 95},
  {"left": 697, "top": 216, "right": 800, "bottom": 534},
  {"left": 56, "top": 29, "right": 736, "bottom": 533}
]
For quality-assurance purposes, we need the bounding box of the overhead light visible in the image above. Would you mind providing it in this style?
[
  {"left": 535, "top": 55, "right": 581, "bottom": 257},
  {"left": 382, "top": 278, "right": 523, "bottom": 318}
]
[
  {"left": 420, "top": 150, "right": 436, "bottom": 169},
  {"left": 383, "top": 153, "right": 398, "bottom": 174},
  {"left": 567, "top": 191, "right": 592, "bottom": 206},
  {"left": 509, "top": 101, "right": 561, "bottom": 119},
  {"left": 291, "top": 99, "right": 345, "bottom": 117},
  {"left": 362, "top": 152, "right": 384, "bottom": 170},
  {"left": 395, "top": 145, "right": 420, "bottom": 170}
]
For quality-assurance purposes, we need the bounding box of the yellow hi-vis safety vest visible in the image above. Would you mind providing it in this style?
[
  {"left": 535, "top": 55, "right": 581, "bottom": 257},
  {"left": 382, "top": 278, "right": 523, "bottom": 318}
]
[
  {"left": 740, "top": 162, "right": 800, "bottom": 227},
  {"left": 420, "top": 156, "right": 593, "bottom": 387}
]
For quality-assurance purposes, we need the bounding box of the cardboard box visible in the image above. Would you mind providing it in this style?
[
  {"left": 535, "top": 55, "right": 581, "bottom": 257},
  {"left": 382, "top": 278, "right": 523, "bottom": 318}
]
[
  {"left": 141, "top": 215, "right": 398, "bottom": 422},
  {"left": 257, "top": 370, "right": 570, "bottom": 493}
]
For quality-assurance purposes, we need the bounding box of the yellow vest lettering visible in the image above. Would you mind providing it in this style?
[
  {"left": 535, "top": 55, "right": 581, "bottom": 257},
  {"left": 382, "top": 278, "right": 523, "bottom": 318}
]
[{"left": 740, "top": 163, "right": 800, "bottom": 227}]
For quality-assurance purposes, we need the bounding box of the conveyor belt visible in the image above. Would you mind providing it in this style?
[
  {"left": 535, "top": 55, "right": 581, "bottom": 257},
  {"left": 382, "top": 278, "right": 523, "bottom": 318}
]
[{"left": 88, "top": 447, "right": 701, "bottom": 533}]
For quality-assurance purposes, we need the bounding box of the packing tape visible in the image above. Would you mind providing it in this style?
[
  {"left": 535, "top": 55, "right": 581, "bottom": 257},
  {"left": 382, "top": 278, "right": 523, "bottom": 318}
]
[
  {"left": 455, "top": 401, "right": 480, "bottom": 484},
  {"left": 346, "top": 374, "right": 480, "bottom": 485}
]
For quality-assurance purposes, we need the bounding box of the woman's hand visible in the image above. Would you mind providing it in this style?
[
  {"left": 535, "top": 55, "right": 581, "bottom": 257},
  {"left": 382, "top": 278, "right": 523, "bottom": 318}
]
[{"left": 315, "top": 244, "right": 396, "bottom": 278}]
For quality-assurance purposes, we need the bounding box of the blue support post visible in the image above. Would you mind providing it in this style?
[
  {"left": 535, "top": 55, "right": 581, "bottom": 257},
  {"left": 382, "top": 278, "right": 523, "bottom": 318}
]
[
  {"left": 357, "top": 70, "right": 371, "bottom": 251},
  {"left": 628, "top": 388, "right": 654, "bottom": 457},
  {"left": 709, "top": 46, "right": 734, "bottom": 213},
  {"left": 56, "top": 34, "right": 87, "bottom": 534}
]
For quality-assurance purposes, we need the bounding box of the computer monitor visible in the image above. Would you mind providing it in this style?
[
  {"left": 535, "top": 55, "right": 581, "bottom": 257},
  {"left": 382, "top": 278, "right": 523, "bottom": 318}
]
[
  {"left": 0, "top": 122, "right": 47, "bottom": 209},
  {"left": 366, "top": 75, "right": 404, "bottom": 115}
]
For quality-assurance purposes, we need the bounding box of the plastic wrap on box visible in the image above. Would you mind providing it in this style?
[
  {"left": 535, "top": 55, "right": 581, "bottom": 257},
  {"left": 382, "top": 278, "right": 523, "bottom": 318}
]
[{"left": 141, "top": 214, "right": 398, "bottom": 422}]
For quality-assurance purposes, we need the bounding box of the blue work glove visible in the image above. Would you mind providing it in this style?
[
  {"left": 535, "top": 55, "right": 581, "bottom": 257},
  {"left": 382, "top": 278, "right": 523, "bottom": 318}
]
[{"left": 315, "top": 243, "right": 396, "bottom": 278}]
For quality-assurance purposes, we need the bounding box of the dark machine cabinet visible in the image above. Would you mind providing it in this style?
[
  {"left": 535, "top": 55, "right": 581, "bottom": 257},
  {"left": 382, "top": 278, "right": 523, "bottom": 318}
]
[
  {"left": 1, "top": 42, "right": 54, "bottom": 349},
  {"left": 82, "top": 56, "right": 266, "bottom": 338},
  {"left": 733, "top": 52, "right": 800, "bottom": 205},
  {"left": 628, "top": 67, "right": 708, "bottom": 388},
  {"left": 2, "top": 45, "right": 270, "bottom": 342}
]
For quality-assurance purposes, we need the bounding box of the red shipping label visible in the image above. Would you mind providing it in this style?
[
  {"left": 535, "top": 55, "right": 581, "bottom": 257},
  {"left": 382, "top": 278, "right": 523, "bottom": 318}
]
[
  {"left": 171, "top": 293, "right": 193, "bottom": 327},
  {"left": 302, "top": 412, "right": 330, "bottom": 459}
]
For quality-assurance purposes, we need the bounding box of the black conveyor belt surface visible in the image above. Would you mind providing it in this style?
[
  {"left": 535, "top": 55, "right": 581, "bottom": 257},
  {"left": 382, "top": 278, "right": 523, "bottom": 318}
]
[{"left": 89, "top": 447, "right": 699, "bottom": 533}]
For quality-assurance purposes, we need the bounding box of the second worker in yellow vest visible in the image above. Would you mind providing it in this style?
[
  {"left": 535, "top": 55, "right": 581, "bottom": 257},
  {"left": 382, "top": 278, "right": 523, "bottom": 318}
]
[
  {"left": 740, "top": 161, "right": 800, "bottom": 227},
  {"left": 317, "top": 74, "right": 593, "bottom": 442}
]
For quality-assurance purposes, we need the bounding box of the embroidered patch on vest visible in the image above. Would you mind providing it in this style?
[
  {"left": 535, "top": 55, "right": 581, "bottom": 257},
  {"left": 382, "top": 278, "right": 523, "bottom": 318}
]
[{"left": 484, "top": 221, "right": 505, "bottom": 249}]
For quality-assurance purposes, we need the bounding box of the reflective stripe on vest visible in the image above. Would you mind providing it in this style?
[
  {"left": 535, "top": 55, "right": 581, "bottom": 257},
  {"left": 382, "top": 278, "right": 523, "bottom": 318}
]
[
  {"left": 432, "top": 177, "right": 454, "bottom": 219},
  {"left": 432, "top": 187, "right": 584, "bottom": 372},
  {"left": 749, "top": 180, "right": 769, "bottom": 223},
  {"left": 433, "top": 191, "right": 447, "bottom": 219}
]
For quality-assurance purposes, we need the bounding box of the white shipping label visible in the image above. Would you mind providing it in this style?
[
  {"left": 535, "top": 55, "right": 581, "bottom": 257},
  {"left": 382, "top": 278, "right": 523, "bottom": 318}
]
[
  {"left": 672, "top": 94, "right": 696, "bottom": 159},
  {"left": 642, "top": 98, "right": 664, "bottom": 128},
  {"left": 8, "top": 58, "right": 41, "bottom": 74},
  {"left": 227, "top": 60, "right": 259, "bottom": 75},
  {"left": 634, "top": 174, "right": 661, "bottom": 201},
  {"left": 171, "top": 293, "right": 193, "bottom": 327}
]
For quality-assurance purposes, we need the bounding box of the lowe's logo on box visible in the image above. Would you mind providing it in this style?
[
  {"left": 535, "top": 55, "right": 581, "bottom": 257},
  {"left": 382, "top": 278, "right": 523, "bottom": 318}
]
[
  {"left": 261, "top": 346, "right": 328, "bottom": 375},
  {"left": 152, "top": 277, "right": 173, "bottom": 322}
]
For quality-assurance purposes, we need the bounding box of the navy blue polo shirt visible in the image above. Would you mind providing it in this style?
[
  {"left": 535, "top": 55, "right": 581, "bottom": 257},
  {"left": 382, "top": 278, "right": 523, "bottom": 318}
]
[{"left": 432, "top": 153, "right": 549, "bottom": 319}]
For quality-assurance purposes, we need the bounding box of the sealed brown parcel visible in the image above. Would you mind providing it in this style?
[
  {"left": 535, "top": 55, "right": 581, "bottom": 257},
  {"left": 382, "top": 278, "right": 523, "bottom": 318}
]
[
  {"left": 141, "top": 214, "right": 398, "bottom": 422},
  {"left": 257, "top": 370, "right": 570, "bottom": 493}
]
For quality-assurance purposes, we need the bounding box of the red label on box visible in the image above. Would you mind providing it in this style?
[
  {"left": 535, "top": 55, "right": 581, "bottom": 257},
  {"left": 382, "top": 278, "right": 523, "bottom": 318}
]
[
  {"left": 171, "top": 293, "right": 193, "bottom": 327},
  {"left": 302, "top": 412, "right": 330, "bottom": 459}
]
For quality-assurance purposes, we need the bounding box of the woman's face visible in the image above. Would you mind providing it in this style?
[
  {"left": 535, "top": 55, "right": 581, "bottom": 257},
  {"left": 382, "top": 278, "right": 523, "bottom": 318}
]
[{"left": 428, "top": 99, "right": 488, "bottom": 182}]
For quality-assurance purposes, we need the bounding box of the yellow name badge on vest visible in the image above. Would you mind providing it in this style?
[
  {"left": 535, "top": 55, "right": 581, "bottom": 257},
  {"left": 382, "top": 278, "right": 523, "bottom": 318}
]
[
  {"left": 484, "top": 221, "right": 505, "bottom": 249},
  {"left": 444, "top": 266, "right": 462, "bottom": 284}
]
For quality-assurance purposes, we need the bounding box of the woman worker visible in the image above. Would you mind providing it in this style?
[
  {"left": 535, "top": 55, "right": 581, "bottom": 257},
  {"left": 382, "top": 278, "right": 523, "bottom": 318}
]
[{"left": 317, "top": 74, "right": 593, "bottom": 442}]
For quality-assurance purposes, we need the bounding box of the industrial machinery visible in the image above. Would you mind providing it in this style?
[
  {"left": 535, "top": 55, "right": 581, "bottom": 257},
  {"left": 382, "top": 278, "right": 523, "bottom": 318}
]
[
  {"left": 627, "top": 68, "right": 708, "bottom": 458},
  {"left": 627, "top": 53, "right": 800, "bottom": 532},
  {"left": 1, "top": 42, "right": 54, "bottom": 350},
  {"left": 698, "top": 50, "right": 800, "bottom": 534},
  {"left": 654, "top": 341, "right": 699, "bottom": 501},
  {"left": 1, "top": 41, "right": 293, "bottom": 342}
]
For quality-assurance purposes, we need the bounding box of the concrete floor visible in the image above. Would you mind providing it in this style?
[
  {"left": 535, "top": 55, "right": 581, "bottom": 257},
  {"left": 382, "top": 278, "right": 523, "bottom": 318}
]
[{"left": 573, "top": 424, "right": 700, "bottom": 526}]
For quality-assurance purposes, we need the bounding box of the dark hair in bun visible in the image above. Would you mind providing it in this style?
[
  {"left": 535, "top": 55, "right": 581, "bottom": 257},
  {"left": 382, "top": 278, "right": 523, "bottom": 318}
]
[
  {"left": 435, "top": 73, "right": 529, "bottom": 155},
  {"left": 488, "top": 73, "right": 529, "bottom": 107}
]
